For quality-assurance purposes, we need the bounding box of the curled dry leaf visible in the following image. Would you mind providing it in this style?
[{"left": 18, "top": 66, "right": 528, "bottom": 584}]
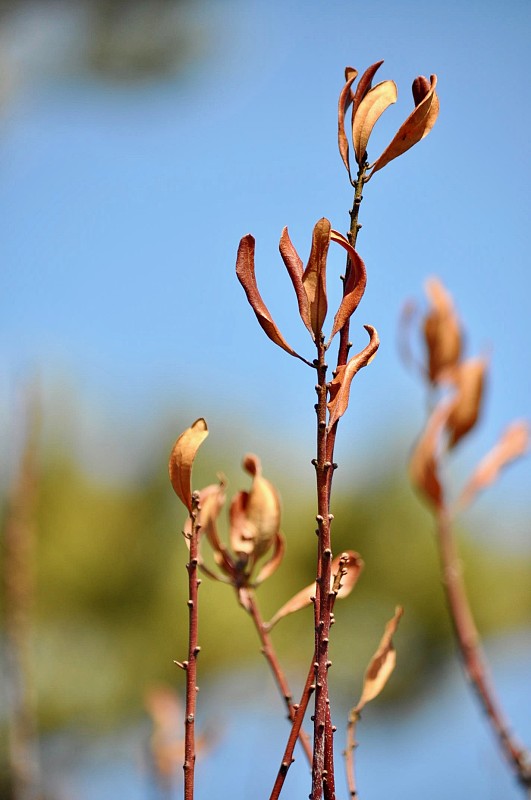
[
  {"left": 368, "top": 74, "right": 439, "bottom": 178},
  {"left": 338, "top": 66, "right": 359, "bottom": 181},
  {"left": 328, "top": 231, "right": 367, "bottom": 341},
  {"left": 447, "top": 358, "right": 486, "bottom": 448},
  {"left": 279, "top": 227, "right": 313, "bottom": 338},
  {"left": 352, "top": 79, "right": 398, "bottom": 164},
  {"left": 168, "top": 418, "right": 208, "bottom": 513},
  {"left": 423, "top": 277, "right": 461, "bottom": 383},
  {"left": 236, "top": 235, "right": 307, "bottom": 363},
  {"left": 351, "top": 60, "right": 384, "bottom": 123},
  {"left": 229, "top": 454, "right": 281, "bottom": 562},
  {"left": 355, "top": 606, "right": 403, "bottom": 713},
  {"left": 254, "top": 530, "right": 286, "bottom": 586},
  {"left": 327, "top": 325, "right": 379, "bottom": 428},
  {"left": 302, "top": 218, "right": 330, "bottom": 338},
  {"left": 457, "top": 421, "right": 529, "bottom": 511},
  {"left": 265, "top": 551, "right": 363, "bottom": 630},
  {"left": 409, "top": 401, "right": 450, "bottom": 509}
]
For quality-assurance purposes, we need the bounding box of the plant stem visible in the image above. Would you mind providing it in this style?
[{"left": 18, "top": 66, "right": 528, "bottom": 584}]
[
  {"left": 183, "top": 495, "right": 202, "bottom": 800},
  {"left": 435, "top": 505, "right": 531, "bottom": 791},
  {"left": 344, "top": 709, "right": 359, "bottom": 798},
  {"left": 245, "top": 590, "right": 313, "bottom": 764}
]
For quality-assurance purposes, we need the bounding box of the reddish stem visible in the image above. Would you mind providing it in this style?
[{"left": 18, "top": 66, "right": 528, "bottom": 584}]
[
  {"left": 245, "top": 590, "right": 313, "bottom": 764},
  {"left": 183, "top": 496, "right": 202, "bottom": 800}
]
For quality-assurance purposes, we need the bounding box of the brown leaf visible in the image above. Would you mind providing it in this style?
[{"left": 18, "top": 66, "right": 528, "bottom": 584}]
[
  {"left": 186, "top": 481, "right": 236, "bottom": 580},
  {"left": 254, "top": 530, "right": 286, "bottom": 585},
  {"left": 457, "top": 421, "right": 529, "bottom": 511},
  {"left": 446, "top": 358, "right": 486, "bottom": 448},
  {"left": 302, "top": 218, "right": 331, "bottom": 338},
  {"left": 265, "top": 550, "right": 363, "bottom": 630},
  {"left": 236, "top": 235, "right": 307, "bottom": 363},
  {"left": 351, "top": 60, "right": 385, "bottom": 122},
  {"left": 409, "top": 401, "right": 450, "bottom": 509},
  {"left": 352, "top": 79, "right": 397, "bottom": 164},
  {"left": 328, "top": 230, "right": 367, "bottom": 341},
  {"left": 423, "top": 277, "right": 461, "bottom": 383},
  {"left": 168, "top": 418, "right": 208, "bottom": 513},
  {"left": 369, "top": 74, "right": 439, "bottom": 177},
  {"left": 229, "top": 454, "right": 281, "bottom": 562},
  {"left": 327, "top": 326, "right": 379, "bottom": 427},
  {"left": 356, "top": 606, "right": 403, "bottom": 712},
  {"left": 338, "top": 66, "right": 359, "bottom": 181},
  {"left": 279, "top": 226, "right": 313, "bottom": 337}
]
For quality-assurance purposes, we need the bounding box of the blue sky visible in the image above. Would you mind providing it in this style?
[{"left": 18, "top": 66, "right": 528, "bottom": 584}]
[{"left": 1, "top": 0, "right": 530, "bottom": 527}]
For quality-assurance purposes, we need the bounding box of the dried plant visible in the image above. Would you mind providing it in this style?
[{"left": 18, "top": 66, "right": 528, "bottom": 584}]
[
  {"left": 405, "top": 277, "right": 531, "bottom": 793},
  {"left": 168, "top": 61, "right": 441, "bottom": 798}
]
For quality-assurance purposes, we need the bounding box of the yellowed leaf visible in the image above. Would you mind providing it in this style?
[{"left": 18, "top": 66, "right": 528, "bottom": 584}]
[
  {"left": 168, "top": 418, "right": 208, "bottom": 513},
  {"left": 458, "top": 421, "right": 529, "bottom": 511},
  {"left": 352, "top": 79, "right": 397, "bottom": 164},
  {"left": 327, "top": 326, "right": 379, "bottom": 427},
  {"left": 447, "top": 358, "right": 486, "bottom": 448},
  {"left": 356, "top": 606, "right": 403, "bottom": 712},
  {"left": 265, "top": 551, "right": 363, "bottom": 630},
  {"left": 369, "top": 74, "right": 439, "bottom": 177}
]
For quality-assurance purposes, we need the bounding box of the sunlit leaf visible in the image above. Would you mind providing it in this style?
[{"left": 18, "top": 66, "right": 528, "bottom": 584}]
[
  {"left": 355, "top": 606, "right": 403, "bottom": 712},
  {"left": 423, "top": 277, "right": 461, "bottom": 383},
  {"left": 338, "top": 66, "right": 359, "bottom": 181},
  {"left": 352, "top": 79, "right": 397, "bottom": 164},
  {"left": 457, "top": 421, "right": 529, "bottom": 511},
  {"left": 168, "top": 418, "right": 208, "bottom": 513},
  {"left": 302, "top": 218, "right": 330, "bottom": 338},
  {"left": 368, "top": 74, "right": 439, "bottom": 177},
  {"left": 328, "top": 231, "right": 367, "bottom": 341},
  {"left": 447, "top": 358, "right": 486, "bottom": 448},
  {"left": 236, "top": 235, "right": 307, "bottom": 363},
  {"left": 351, "top": 60, "right": 384, "bottom": 123},
  {"left": 279, "top": 226, "right": 313, "bottom": 337},
  {"left": 327, "top": 326, "right": 379, "bottom": 427},
  {"left": 265, "top": 551, "right": 363, "bottom": 630}
]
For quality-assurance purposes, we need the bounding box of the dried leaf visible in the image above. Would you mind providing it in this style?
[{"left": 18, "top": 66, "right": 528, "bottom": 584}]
[
  {"left": 229, "top": 454, "right": 280, "bottom": 562},
  {"left": 236, "top": 235, "right": 306, "bottom": 362},
  {"left": 266, "top": 551, "right": 363, "bottom": 630},
  {"left": 446, "top": 358, "right": 486, "bottom": 448},
  {"left": 409, "top": 401, "right": 450, "bottom": 509},
  {"left": 302, "top": 218, "right": 331, "bottom": 338},
  {"left": 168, "top": 418, "right": 208, "bottom": 513},
  {"left": 423, "top": 277, "right": 461, "bottom": 383},
  {"left": 458, "top": 421, "right": 529, "bottom": 511},
  {"left": 352, "top": 79, "right": 397, "bottom": 164},
  {"left": 351, "top": 60, "right": 384, "bottom": 122},
  {"left": 369, "top": 74, "right": 439, "bottom": 177},
  {"left": 328, "top": 231, "right": 367, "bottom": 341},
  {"left": 327, "top": 326, "right": 379, "bottom": 427},
  {"left": 356, "top": 606, "right": 403, "bottom": 712},
  {"left": 338, "top": 66, "right": 359, "bottom": 181},
  {"left": 254, "top": 530, "right": 286, "bottom": 585},
  {"left": 279, "top": 227, "right": 313, "bottom": 337}
]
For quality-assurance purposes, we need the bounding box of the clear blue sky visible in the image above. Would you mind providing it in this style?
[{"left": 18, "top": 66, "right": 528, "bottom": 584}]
[{"left": 1, "top": 0, "right": 530, "bottom": 524}]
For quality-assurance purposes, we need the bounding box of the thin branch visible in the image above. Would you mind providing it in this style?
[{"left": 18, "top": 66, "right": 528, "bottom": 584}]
[
  {"left": 245, "top": 590, "right": 313, "bottom": 765},
  {"left": 344, "top": 708, "right": 359, "bottom": 798},
  {"left": 435, "top": 505, "right": 531, "bottom": 791}
]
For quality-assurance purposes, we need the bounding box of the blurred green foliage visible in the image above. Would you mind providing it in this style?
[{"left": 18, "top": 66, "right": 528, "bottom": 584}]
[{"left": 2, "top": 421, "right": 529, "bottom": 740}]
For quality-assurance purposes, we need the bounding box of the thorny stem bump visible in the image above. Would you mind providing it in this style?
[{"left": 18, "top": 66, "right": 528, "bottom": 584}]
[
  {"left": 435, "top": 505, "right": 531, "bottom": 792},
  {"left": 245, "top": 590, "right": 313, "bottom": 764},
  {"left": 183, "top": 494, "right": 202, "bottom": 800}
]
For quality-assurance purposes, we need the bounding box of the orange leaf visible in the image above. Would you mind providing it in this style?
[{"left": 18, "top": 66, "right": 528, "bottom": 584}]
[
  {"left": 302, "top": 218, "right": 330, "bottom": 338},
  {"left": 328, "top": 231, "right": 367, "bottom": 341},
  {"left": 351, "top": 60, "right": 384, "bottom": 123},
  {"left": 409, "top": 401, "right": 450, "bottom": 509},
  {"left": 279, "top": 227, "right": 313, "bottom": 337},
  {"left": 352, "top": 79, "right": 397, "bottom": 164},
  {"left": 327, "top": 326, "right": 379, "bottom": 427},
  {"left": 265, "top": 551, "right": 363, "bottom": 630},
  {"left": 369, "top": 74, "right": 439, "bottom": 177},
  {"left": 457, "top": 421, "right": 529, "bottom": 511},
  {"left": 423, "top": 277, "right": 461, "bottom": 383},
  {"left": 338, "top": 66, "right": 359, "bottom": 181},
  {"left": 168, "top": 418, "right": 208, "bottom": 513},
  {"left": 356, "top": 606, "right": 403, "bottom": 712},
  {"left": 229, "top": 454, "right": 281, "bottom": 562},
  {"left": 236, "top": 235, "right": 307, "bottom": 363},
  {"left": 446, "top": 358, "right": 486, "bottom": 448}
]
